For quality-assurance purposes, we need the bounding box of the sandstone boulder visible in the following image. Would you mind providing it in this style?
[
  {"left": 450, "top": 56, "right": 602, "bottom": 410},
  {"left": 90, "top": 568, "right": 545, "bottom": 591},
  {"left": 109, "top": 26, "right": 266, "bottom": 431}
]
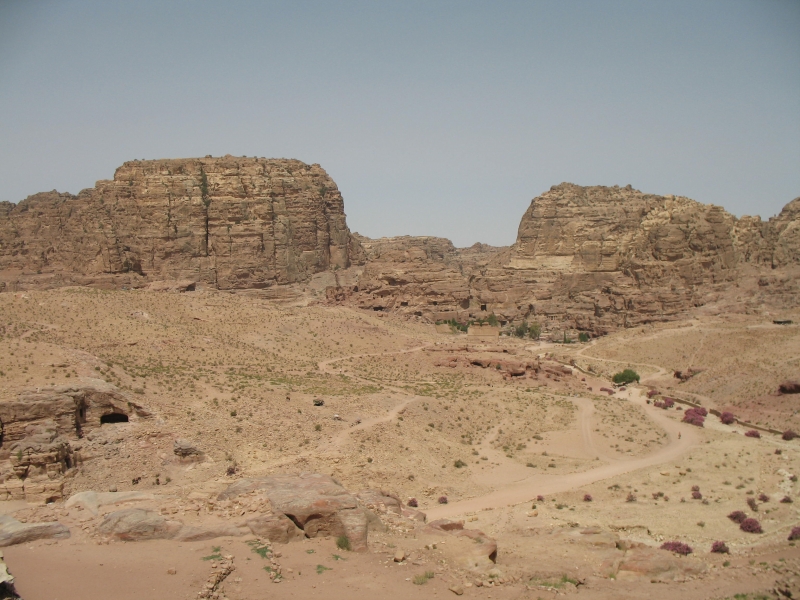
[
  {"left": 97, "top": 508, "right": 181, "bottom": 541},
  {"left": 0, "top": 514, "right": 70, "bottom": 547},
  {"left": 217, "top": 473, "right": 369, "bottom": 551},
  {"left": 173, "top": 439, "right": 205, "bottom": 461},
  {"left": 616, "top": 547, "right": 707, "bottom": 582},
  {"left": 245, "top": 514, "right": 302, "bottom": 544}
]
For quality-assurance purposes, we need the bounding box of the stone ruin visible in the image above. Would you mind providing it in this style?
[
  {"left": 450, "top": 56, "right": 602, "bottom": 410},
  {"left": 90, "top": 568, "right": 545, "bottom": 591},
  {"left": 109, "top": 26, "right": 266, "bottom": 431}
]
[{"left": 0, "top": 381, "right": 149, "bottom": 503}]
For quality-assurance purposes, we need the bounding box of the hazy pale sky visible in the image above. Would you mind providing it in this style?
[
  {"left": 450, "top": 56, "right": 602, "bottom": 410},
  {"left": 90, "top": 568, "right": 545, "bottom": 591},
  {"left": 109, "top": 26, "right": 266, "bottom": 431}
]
[{"left": 1, "top": 1, "right": 798, "bottom": 246}]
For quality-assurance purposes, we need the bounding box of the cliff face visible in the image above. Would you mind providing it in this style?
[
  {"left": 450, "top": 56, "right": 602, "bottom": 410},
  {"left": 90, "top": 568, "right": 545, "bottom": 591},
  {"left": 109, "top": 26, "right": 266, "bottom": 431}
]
[
  {"left": 346, "top": 185, "right": 800, "bottom": 334},
  {"left": 0, "top": 156, "right": 364, "bottom": 290}
]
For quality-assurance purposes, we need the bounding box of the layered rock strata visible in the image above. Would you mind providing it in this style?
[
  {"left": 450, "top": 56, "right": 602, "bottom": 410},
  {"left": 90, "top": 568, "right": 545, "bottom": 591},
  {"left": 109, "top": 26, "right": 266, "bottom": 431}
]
[
  {"left": 0, "top": 382, "right": 147, "bottom": 502},
  {"left": 342, "top": 185, "right": 800, "bottom": 334},
  {"left": 0, "top": 156, "right": 364, "bottom": 290}
]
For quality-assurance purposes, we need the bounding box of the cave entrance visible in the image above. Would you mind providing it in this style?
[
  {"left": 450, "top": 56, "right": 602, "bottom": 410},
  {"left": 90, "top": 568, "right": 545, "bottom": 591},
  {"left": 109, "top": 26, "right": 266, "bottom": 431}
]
[{"left": 100, "top": 413, "right": 129, "bottom": 425}]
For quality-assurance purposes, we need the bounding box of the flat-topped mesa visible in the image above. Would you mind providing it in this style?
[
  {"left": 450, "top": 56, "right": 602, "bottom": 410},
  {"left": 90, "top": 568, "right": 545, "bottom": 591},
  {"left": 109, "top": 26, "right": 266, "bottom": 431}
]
[{"left": 0, "top": 156, "right": 365, "bottom": 290}]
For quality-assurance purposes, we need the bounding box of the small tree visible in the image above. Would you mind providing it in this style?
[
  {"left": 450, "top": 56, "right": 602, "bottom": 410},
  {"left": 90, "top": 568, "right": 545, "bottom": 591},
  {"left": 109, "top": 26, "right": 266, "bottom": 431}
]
[
  {"left": 612, "top": 369, "right": 640, "bottom": 385},
  {"left": 487, "top": 313, "right": 499, "bottom": 327},
  {"left": 528, "top": 322, "right": 541, "bottom": 340},
  {"left": 578, "top": 332, "right": 590, "bottom": 343}
]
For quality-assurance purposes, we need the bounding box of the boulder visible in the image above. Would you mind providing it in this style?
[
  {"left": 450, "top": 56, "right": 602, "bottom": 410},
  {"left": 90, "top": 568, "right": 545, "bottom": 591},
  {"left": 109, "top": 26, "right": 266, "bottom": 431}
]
[
  {"left": 356, "top": 489, "right": 403, "bottom": 515},
  {"left": 174, "top": 524, "right": 248, "bottom": 542},
  {"left": 217, "top": 473, "right": 369, "bottom": 551},
  {"left": 173, "top": 439, "right": 205, "bottom": 461},
  {"left": 245, "top": 514, "right": 302, "bottom": 544},
  {"left": 65, "top": 490, "right": 158, "bottom": 516},
  {"left": 97, "top": 509, "right": 181, "bottom": 541},
  {"left": 0, "top": 514, "right": 70, "bottom": 547},
  {"left": 616, "top": 548, "right": 707, "bottom": 582}
]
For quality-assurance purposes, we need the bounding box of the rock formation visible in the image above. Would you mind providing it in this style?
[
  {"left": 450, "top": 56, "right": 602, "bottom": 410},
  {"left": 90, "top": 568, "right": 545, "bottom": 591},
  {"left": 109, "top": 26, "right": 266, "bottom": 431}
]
[
  {"left": 0, "top": 156, "right": 364, "bottom": 291},
  {"left": 2, "top": 160, "right": 797, "bottom": 333},
  {"left": 0, "top": 382, "right": 147, "bottom": 502},
  {"left": 341, "top": 184, "right": 800, "bottom": 334}
]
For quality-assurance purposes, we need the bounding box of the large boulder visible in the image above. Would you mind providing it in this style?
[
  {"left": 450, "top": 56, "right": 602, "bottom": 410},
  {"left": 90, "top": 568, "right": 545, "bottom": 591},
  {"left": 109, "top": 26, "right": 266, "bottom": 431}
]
[
  {"left": 217, "top": 473, "right": 369, "bottom": 551},
  {"left": 0, "top": 515, "right": 70, "bottom": 547},
  {"left": 245, "top": 514, "right": 302, "bottom": 544},
  {"left": 97, "top": 509, "right": 181, "bottom": 541}
]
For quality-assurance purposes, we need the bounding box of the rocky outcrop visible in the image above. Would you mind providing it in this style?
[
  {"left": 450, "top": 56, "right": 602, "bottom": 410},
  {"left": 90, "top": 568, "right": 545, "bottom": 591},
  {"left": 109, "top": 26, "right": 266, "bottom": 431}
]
[
  {"left": 0, "top": 382, "right": 147, "bottom": 502},
  {"left": 0, "top": 157, "right": 364, "bottom": 291},
  {"left": 338, "top": 185, "right": 800, "bottom": 334},
  {"left": 217, "top": 472, "right": 370, "bottom": 550}
]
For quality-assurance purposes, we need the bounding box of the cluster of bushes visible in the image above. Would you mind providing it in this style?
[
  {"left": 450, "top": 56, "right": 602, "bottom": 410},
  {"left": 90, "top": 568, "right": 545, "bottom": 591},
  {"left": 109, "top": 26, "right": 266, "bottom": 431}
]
[
  {"left": 511, "top": 320, "right": 541, "bottom": 339},
  {"left": 720, "top": 411, "right": 735, "bottom": 425},
  {"left": 436, "top": 318, "right": 468, "bottom": 332},
  {"left": 728, "top": 510, "right": 763, "bottom": 533},
  {"left": 654, "top": 397, "right": 675, "bottom": 409},
  {"left": 683, "top": 406, "right": 707, "bottom": 427}
]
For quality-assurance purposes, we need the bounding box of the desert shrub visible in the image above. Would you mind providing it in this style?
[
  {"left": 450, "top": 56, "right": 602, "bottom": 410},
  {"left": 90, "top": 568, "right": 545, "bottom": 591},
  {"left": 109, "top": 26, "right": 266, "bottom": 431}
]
[
  {"left": 783, "top": 430, "right": 798, "bottom": 441},
  {"left": 788, "top": 527, "right": 800, "bottom": 541},
  {"left": 487, "top": 313, "right": 499, "bottom": 326},
  {"left": 711, "top": 541, "right": 729, "bottom": 554},
  {"left": 720, "top": 412, "right": 735, "bottom": 425},
  {"left": 626, "top": 492, "right": 637, "bottom": 503},
  {"left": 758, "top": 493, "right": 769, "bottom": 503},
  {"left": 747, "top": 497, "right": 759, "bottom": 512},
  {"left": 454, "top": 459, "right": 467, "bottom": 468},
  {"left": 744, "top": 430, "right": 761, "bottom": 438},
  {"left": 781, "top": 496, "right": 793, "bottom": 504},
  {"left": 728, "top": 511, "right": 747, "bottom": 524},
  {"left": 336, "top": 535, "right": 351, "bottom": 551},
  {"left": 437, "top": 496, "right": 448, "bottom": 504},
  {"left": 691, "top": 485, "right": 700, "bottom": 492},
  {"left": 683, "top": 408, "right": 705, "bottom": 427},
  {"left": 660, "top": 541, "right": 693, "bottom": 555},
  {"left": 583, "top": 494, "right": 593, "bottom": 502},
  {"left": 536, "top": 495, "right": 545, "bottom": 502},
  {"left": 407, "top": 498, "right": 418, "bottom": 508},
  {"left": 612, "top": 369, "right": 640, "bottom": 385},
  {"left": 740, "top": 518, "right": 763, "bottom": 533},
  {"left": 692, "top": 491, "right": 702, "bottom": 500},
  {"left": 578, "top": 332, "right": 590, "bottom": 343}
]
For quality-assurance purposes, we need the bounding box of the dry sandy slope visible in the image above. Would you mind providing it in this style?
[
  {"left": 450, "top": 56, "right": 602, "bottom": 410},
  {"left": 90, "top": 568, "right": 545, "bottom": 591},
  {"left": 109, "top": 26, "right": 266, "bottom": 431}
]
[{"left": 0, "top": 290, "right": 799, "bottom": 599}]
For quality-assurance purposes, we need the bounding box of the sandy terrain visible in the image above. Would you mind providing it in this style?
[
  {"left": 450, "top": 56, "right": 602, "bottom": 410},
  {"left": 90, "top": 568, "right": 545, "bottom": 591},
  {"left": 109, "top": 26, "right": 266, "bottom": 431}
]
[{"left": 0, "top": 288, "right": 798, "bottom": 599}]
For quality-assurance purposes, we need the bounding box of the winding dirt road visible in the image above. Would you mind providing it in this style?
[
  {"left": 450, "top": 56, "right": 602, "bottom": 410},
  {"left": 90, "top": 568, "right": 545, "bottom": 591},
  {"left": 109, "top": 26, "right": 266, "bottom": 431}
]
[{"left": 315, "top": 341, "right": 701, "bottom": 521}]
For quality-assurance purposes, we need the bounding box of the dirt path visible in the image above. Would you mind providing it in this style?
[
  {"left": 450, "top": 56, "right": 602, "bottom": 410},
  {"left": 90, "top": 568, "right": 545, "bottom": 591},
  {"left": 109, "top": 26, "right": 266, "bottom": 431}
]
[{"left": 427, "top": 387, "right": 699, "bottom": 520}]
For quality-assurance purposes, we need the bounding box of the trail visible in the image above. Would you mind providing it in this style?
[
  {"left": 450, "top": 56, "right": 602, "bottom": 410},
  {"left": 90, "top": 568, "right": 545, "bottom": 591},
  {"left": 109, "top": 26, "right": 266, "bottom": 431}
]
[
  {"left": 427, "top": 386, "right": 699, "bottom": 520},
  {"left": 315, "top": 339, "right": 700, "bottom": 522}
]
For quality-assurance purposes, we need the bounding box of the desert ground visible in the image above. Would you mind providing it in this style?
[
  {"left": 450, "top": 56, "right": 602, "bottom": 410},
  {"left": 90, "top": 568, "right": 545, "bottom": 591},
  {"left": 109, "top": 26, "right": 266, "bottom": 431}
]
[{"left": 0, "top": 287, "right": 799, "bottom": 599}]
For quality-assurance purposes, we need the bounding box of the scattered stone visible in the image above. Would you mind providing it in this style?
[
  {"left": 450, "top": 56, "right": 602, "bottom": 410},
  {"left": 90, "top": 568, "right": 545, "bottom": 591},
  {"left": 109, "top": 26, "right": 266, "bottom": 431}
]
[{"left": 394, "top": 549, "right": 405, "bottom": 562}]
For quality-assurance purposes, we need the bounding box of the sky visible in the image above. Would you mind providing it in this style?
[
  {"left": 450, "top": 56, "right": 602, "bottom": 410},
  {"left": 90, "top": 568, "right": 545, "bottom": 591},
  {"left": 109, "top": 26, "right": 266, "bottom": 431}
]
[{"left": 1, "top": 1, "right": 798, "bottom": 247}]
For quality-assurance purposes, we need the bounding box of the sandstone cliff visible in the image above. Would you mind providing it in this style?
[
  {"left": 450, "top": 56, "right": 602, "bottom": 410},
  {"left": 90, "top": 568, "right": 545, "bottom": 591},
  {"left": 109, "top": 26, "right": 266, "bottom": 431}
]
[
  {"left": 0, "top": 156, "right": 364, "bottom": 290},
  {"left": 344, "top": 184, "right": 800, "bottom": 334}
]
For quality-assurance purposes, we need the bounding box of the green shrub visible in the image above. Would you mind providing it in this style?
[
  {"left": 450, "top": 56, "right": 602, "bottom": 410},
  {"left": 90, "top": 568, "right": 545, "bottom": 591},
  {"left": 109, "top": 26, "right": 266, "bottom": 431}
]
[
  {"left": 578, "top": 332, "right": 590, "bottom": 342},
  {"left": 612, "top": 369, "right": 640, "bottom": 384},
  {"left": 336, "top": 535, "right": 351, "bottom": 551}
]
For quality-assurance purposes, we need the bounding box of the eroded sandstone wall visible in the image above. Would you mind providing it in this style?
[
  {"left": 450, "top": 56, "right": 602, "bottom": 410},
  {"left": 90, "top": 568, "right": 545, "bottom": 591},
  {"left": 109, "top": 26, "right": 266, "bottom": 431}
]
[
  {"left": 0, "top": 156, "right": 365, "bottom": 290},
  {"left": 344, "top": 185, "right": 800, "bottom": 334}
]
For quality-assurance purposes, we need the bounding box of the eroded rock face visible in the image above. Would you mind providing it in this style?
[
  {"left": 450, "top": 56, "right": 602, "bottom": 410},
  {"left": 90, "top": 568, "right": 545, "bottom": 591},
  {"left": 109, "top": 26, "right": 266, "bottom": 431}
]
[
  {"left": 0, "top": 382, "right": 147, "bottom": 502},
  {"left": 0, "top": 157, "right": 364, "bottom": 291},
  {"left": 338, "top": 185, "right": 800, "bottom": 334},
  {"left": 217, "top": 472, "right": 369, "bottom": 551}
]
